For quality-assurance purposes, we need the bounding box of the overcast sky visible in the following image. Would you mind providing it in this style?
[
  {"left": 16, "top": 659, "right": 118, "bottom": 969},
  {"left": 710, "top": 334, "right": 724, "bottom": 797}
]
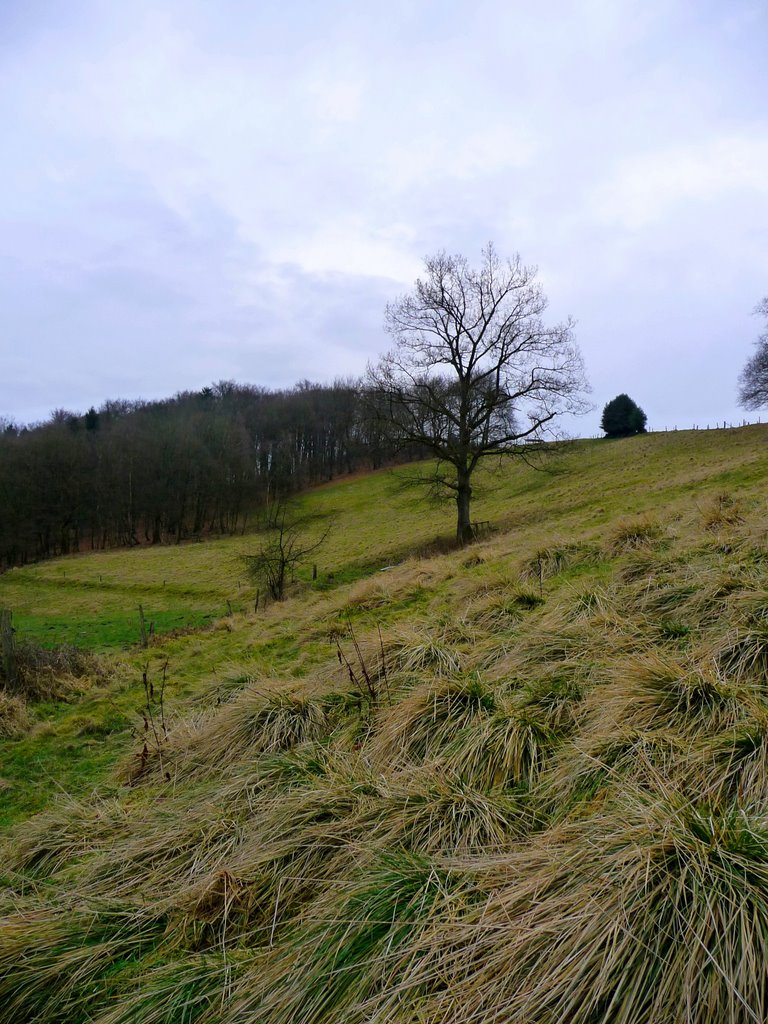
[{"left": 1, "top": 0, "right": 766, "bottom": 434}]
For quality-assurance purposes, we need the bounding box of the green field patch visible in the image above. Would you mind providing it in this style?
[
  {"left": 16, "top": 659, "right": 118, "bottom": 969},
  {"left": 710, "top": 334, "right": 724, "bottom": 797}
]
[{"left": 11, "top": 608, "right": 218, "bottom": 651}]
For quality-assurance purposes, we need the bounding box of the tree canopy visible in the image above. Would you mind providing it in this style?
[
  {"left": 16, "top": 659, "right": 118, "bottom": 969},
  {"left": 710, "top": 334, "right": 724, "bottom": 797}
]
[
  {"left": 366, "top": 244, "right": 590, "bottom": 544},
  {"left": 600, "top": 394, "right": 647, "bottom": 438},
  {"left": 738, "top": 298, "right": 768, "bottom": 410}
]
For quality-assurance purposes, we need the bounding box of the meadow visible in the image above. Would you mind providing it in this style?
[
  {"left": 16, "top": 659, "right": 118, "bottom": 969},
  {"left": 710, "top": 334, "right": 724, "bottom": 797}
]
[{"left": 2, "top": 425, "right": 768, "bottom": 1022}]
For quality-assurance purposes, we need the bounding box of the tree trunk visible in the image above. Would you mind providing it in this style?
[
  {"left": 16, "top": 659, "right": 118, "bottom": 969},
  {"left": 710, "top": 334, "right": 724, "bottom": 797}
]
[{"left": 456, "top": 473, "right": 473, "bottom": 546}]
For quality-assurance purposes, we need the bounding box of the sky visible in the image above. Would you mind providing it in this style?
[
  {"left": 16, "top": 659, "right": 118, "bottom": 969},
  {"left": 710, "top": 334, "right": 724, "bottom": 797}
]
[{"left": 1, "top": 0, "right": 766, "bottom": 435}]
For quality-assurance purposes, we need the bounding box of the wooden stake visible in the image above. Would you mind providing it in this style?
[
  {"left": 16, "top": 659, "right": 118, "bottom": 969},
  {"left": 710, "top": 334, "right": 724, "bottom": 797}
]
[
  {"left": 1, "top": 609, "right": 17, "bottom": 689},
  {"left": 138, "top": 604, "right": 148, "bottom": 648}
]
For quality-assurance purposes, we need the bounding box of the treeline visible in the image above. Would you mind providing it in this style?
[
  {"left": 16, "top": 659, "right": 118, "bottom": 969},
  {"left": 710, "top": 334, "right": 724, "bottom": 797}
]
[{"left": 0, "top": 379, "right": 394, "bottom": 569}]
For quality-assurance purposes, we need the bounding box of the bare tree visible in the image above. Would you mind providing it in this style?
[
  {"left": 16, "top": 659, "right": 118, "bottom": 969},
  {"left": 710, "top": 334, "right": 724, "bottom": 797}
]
[
  {"left": 245, "top": 503, "right": 330, "bottom": 601},
  {"left": 738, "top": 298, "right": 768, "bottom": 410},
  {"left": 366, "top": 244, "right": 590, "bottom": 544}
]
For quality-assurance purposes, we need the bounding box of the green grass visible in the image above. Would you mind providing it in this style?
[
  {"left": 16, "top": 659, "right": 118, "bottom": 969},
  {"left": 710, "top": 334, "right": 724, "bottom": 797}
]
[
  {"left": 12, "top": 607, "right": 218, "bottom": 649},
  {"left": 2, "top": 427, "right": 766, "bottom": 654},
  {"left": 2, "top": 425, "right": 768, "bottom": 1021}
]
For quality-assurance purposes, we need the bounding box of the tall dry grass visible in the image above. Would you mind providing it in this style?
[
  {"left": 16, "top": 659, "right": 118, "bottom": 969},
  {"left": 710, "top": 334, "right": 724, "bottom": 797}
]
[{"left": 5, "top": 445, "right": 768, "bottom": 1022}]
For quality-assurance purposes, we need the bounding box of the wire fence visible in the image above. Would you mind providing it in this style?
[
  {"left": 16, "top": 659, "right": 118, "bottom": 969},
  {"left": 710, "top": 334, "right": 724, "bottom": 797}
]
[{"left": 589, "top": 417, "right": 763, "bottom": 439}]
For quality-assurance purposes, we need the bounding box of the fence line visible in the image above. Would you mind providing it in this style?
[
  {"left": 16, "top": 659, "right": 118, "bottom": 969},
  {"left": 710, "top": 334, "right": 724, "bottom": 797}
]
[{"left": 589, "top": 418, "right": 763, "bottom": 439}]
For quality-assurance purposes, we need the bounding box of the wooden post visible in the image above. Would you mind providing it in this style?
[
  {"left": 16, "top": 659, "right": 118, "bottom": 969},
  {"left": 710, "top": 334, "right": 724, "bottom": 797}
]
[
  {"left": 312, "top": 564, "right": 318, "bottom": 581},
  {"left": 138, "top": 604, "right": 148, "bottom": 648},
  {"left": 1, "top": 609, "right": 18, "bottom": 689},
  {"left": 227, "top": 599, "right": 233, "bottom": 617}
]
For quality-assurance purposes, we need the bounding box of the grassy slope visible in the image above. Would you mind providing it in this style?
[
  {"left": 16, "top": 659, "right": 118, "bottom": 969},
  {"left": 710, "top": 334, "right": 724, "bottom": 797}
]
[
  {"left": 0, "top": 427, "right": 764, "bottom": 820},
  {"left": 1, "top": 426, "right": 768, "bottom": 1022},
  {"left": 3, "top": 427, "right": 764, "bottom": 651}
]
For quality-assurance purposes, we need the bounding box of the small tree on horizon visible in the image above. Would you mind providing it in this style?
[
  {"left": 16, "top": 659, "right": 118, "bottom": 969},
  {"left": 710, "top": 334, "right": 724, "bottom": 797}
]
[
  {"left": 738, "top": 298, "right": 768, "bottom": 410},
  {"left": 601, "top": 394, "right": 647, "bottom": 438}
]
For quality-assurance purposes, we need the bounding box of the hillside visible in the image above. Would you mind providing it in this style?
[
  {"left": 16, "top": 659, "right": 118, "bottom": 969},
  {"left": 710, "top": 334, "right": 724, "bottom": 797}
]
[{"left": 2, "top": 425, "right": 768, "bottom": 1023}]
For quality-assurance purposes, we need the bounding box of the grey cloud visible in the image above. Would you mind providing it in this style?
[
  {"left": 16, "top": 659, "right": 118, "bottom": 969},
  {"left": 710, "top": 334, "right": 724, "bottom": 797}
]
[{"left": 0, "top": 0, "right": 766, "bottom": 431}]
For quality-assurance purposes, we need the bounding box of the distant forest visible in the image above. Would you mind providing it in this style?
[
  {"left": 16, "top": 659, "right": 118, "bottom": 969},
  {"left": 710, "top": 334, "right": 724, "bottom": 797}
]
[{"left": 0, "top": 380, "right": 398, "bottom": 569}]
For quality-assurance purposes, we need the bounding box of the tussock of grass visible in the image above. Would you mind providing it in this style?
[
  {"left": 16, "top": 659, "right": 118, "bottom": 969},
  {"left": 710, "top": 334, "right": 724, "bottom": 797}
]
[
  {"left": 0, "top": 692, "right": 30, "bottom": 738},
  {"left": 134, "top": 688, "right": 338, "bottom": 783},
  {"left": 521, "top": 541, "right": 598, "bottom": 582},
  {"left": 544, "top": 728, "right": 688, "bottom": 809},
  {"left": 702, "top": 492, "right": 745, "bottom": 531},
  {"left": 717, "top": 622, "right": 768, "bottom": 681},
  {"left": 91, "top": 951, "right": 254, "bottom": 1024},
  {"left": 7, "top": 794, "right": 129, "bottom": 877},
  {"left": 369, "top": 677, "right": 496, "bottom": 767},
  {"left": 500, "top": 622, "right": 595, "bottom": 672},
  {"left": 709, "top": 714, "right": 768, "bottom": 803},
  {"left": 76, "top": 807, "right": 250, "bottom": 903},
  {"left": 522, "top": 543, "right": 572, "bottom": 580},
  {"left": 519, "top": 673, "right": 585, "bottom": 731},
  {"left": 405, "top": 796, "right": 768, "bottom": 1024},
  {"left": 437, "top": 703, "right": 559, "bottom": 789},
  {"left": 10, "top": 640, "right": 108, "bottom": 701},
  {"left": 508, "top": 587, "right": 545, "bottom": 610},
  {"left": 462, "top": 587, "right": 544, "bottom": 630},
  {"left": 607, "top": 513, "right": 664, "bottom": 554},
  {"left": 568, "top": 585, "right": 613, "bottom": 618},
  {"left": 620, "top": 652, "right": 744, "bottom": 732},
  {"left": 0, "top": 902, "right": 163, "bottom": 1024},
  {"left": 234, "top": 852, "right": 478, "bottom": 1024},
  {"left": 386, "top": 619, "right": 472, "bottom": 678},
  {"left": 356, "top": 770, "right": 535, "bottom": 855},
  {"left": 340, "top": 577, "right": 392, "bottom": 612}
]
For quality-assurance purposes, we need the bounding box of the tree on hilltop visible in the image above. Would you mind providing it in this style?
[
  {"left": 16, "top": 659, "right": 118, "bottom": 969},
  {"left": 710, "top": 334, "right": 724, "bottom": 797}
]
[
  {"left": 738, "top": 298, "right": 768, "bottom": 410},
  {"left": 601, "top": 394, "right": 647, "bottom": 437},
  {"left": 366, "top": 243, "right": 590, "bottom": 545}
]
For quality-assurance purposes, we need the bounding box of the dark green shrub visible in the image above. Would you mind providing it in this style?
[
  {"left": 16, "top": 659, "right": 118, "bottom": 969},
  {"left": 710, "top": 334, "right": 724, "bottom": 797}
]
[{"left": 601, "top": 393, "right": 648, "bottom": 437}]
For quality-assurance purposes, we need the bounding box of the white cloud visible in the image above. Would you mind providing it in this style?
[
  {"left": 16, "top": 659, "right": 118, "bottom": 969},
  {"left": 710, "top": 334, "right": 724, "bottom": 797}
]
[
  {"left": 1, "top": 0, "right": 767, "bottom": 431},
  {"left": 304, "top": 70, "right": 366, "bottom": 123},
  {"left": 591, "top": 133, "right": 768, "bottom": 229},
  {"left": 273, "top": 221, "right": 421, "bottom": 283}
]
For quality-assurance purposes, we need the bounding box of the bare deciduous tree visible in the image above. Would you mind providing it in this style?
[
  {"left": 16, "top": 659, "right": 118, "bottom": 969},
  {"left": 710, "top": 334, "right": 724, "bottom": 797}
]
[
  {"left": 366, "top": 244, "right": 590, "bottom": 544},
  {"left": 738, "top": 298, "right": 768, "bottom": 410},
  {"left": 245, "top": 503, "right": 330, "bottom": 601}
]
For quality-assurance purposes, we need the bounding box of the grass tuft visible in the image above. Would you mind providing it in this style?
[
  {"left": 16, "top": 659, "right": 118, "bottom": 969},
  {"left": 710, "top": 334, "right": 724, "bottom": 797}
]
[
  {"left": 370, "top": 677, "right": 497, "bottom": 767},
  {"left": 0, "top": 693, "right": 31, "bottom": 738},
  {"left": 608, "top": 514, "right": 663, "bottom": 555}
]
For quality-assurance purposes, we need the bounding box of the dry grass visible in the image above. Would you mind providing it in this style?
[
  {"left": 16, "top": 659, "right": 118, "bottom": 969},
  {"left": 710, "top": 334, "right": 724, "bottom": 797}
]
[
  {"left": 5, "top": 428, "right": 768, "bottom": 1022},
  {"left": 9, "top": 640, "right": 108, "bottom": 701},
  {"left": 702, "top": 491, "right": 746, "bottom": 531},
  {"left": 368, "top": 677, "right": 497, "bottom": 767},
  {"left": 126, "top": 687, "right": 339, "bottom": 784},
  {"left": 391, "top": 794, "right": 768, "bottom": 1024},
  {"left": 0, "top": 693, "right": 30, "bottom": 738},
  {"left": 607, "top": 513, "right": 664, "bottom": 555}
]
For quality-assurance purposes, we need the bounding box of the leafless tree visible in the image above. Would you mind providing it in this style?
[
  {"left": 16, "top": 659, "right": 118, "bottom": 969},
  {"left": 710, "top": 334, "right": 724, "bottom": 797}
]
[
  {"left": 738, "top": 298, "right": 768, "bottom": 410},
  {"left": 366, "top": 244, "right": 590, "bottom": 544},
  {"left": 245, "top": 503, "right": 330, "bottom": 601}
]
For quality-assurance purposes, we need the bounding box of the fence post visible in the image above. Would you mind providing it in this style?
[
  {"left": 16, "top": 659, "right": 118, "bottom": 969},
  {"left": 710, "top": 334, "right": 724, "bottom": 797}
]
[
  {"left": 138, "top": 604, "right": 148, "bottom": 648},
  {"left": 1, "top": 609, "right": 18, "bottom": 689}
]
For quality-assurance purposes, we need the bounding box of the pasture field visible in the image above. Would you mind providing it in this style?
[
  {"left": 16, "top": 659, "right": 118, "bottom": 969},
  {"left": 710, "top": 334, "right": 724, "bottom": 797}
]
[
  {"left": 2, "top": 426, "right": 764, "bottom": 653},
  {"left": 2, "top": 425, "right": 768, "bottom": 1022}
]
